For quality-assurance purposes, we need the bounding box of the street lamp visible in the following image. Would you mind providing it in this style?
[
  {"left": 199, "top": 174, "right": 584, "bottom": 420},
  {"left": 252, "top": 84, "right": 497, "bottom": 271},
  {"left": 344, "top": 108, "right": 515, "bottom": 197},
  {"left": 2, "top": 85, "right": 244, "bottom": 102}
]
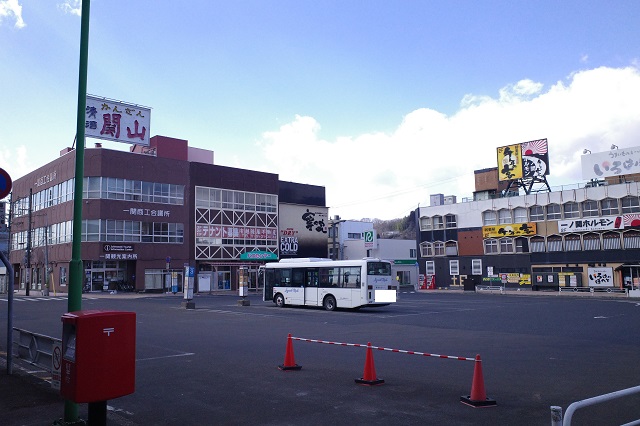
[{"left": 329, "top": 216, "right": 346, "bottom": 260}]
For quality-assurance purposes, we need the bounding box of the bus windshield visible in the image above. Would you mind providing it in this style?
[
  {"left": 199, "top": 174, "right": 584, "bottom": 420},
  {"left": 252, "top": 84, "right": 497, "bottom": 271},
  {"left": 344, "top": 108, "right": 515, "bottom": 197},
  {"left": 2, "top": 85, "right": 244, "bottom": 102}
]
[{"left": 367, "top": 262, "right": 391, "bottom": 276}]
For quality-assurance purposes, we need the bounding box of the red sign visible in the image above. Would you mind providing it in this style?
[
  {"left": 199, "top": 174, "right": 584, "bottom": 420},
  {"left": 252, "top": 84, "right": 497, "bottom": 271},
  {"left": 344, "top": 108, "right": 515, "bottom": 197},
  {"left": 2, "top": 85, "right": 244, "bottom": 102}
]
[{"left": 0, "top": 167, "right": 12, "bottom": 199}]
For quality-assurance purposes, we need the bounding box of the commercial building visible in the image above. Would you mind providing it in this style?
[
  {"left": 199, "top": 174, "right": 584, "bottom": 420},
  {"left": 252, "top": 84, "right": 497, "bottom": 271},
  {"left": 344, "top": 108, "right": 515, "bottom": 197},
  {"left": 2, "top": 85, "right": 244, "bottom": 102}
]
[
  {"left": 8, "top": 136, "right": 327, "bottom": 294},
  {"left": 416, "top": 147, "right": 640, "bottom": 291}
]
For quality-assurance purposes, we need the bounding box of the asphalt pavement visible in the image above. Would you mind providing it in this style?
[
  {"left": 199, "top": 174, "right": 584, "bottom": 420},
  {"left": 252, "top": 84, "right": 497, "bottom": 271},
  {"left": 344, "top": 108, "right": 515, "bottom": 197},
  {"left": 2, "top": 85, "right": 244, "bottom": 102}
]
[{"left": 0, "top": 287, "right": 637, "bottom": 426}]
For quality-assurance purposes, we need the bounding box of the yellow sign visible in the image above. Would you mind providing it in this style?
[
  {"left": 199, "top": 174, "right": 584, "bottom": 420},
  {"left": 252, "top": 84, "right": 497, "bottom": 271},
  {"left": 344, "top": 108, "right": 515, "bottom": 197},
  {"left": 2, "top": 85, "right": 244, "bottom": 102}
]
[
  {"left": 519, "top": 274, "right": 531, "bottom": 286},
  {"left": 482, "top": 223, "right": 536, "bottom": 238},
  {"left": 497, "top": 144, "right": 523, "bottom": 181}
]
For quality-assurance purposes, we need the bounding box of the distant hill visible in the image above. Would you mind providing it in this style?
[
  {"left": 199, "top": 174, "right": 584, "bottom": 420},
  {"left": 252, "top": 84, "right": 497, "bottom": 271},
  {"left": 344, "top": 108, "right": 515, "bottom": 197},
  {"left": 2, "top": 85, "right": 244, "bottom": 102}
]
[{"left": 369, "top": 211, "right": 417, "bottom": 239}]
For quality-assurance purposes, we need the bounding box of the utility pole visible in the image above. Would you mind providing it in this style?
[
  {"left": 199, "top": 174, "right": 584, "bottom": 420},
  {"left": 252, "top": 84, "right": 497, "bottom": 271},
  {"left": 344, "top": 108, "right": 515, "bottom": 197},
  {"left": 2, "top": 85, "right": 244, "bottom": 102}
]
[{"left": 25, "top": 188, "right": 32, "bottom": 296}]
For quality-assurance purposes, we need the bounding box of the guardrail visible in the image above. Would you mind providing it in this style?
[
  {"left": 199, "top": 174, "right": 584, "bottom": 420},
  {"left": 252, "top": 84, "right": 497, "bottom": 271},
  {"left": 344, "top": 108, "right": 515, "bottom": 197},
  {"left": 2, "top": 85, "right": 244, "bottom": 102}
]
[
  {"left": 12, "top": 327, "right": 59, "bottom": 373},
  {"left": 475, "top": 285, "right": 504, "bottom": 294},
  {"left": 558, "top": 287, "right": 629, "bottom": 296},
  {"left": 551, "top": 384, "right": 640, "bottom": 425}
]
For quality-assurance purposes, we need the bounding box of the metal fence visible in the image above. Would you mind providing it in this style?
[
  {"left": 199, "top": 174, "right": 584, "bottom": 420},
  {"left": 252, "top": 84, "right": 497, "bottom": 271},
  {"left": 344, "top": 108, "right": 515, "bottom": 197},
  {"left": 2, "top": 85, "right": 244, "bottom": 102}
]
[
  {"left": 12, "top": 327, "right": 59, "bottom": 373},
  {"left": 551, "top": 385, "right": 640, "bottom": 425}
]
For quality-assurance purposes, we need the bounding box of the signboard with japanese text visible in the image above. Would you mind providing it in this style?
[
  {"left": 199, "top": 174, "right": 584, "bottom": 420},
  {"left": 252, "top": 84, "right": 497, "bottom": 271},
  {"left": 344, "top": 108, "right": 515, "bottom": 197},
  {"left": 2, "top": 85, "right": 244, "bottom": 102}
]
[
  {"left": 581, "top": 146, "right": 640, "bottom": 180},
  {"left": 85, "top": 95, "right": 151, "bottom": 146},
  {"left": 278, "top": 204, "right": 329, "bottom": 258},
  {"left": 558, "top": 216, "right": 623, "bottom": 233},
  {"left": 587, "top": 267, "right": 613, "bottom": 287},
  {"left": 482, "top": 222, "right": 536, "bottom": 238},
  {"left": 364, "top": 230, "right": 376, "bottom": 249},
  {"left": 497, "top": 138, "right": 549, "bottom": 182}
]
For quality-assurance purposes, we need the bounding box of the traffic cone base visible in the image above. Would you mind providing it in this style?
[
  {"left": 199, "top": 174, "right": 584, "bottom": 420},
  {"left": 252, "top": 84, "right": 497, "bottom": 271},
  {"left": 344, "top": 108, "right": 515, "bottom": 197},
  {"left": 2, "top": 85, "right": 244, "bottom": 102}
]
[
  {"left": 460, "top": 354, "right": 496, "bottom": 407},
  {"left": 278, "top": 363, "right": 302, "bottom": 371},
  {"left": 278, "top": 334, "right": 302, "bottom": 371},
  {"left": 460, "top": 395, "right": 497, "bottom": 407},
  {"left": 355, "top": 343, "right": 384, "bottom": 386}
]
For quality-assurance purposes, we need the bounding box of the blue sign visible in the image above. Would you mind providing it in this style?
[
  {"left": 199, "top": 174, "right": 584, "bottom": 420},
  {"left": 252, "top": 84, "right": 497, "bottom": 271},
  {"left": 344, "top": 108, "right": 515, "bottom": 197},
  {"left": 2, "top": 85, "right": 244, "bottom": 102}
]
[{"left": 0, "top": 167, "right": 12, "bottom": 199}]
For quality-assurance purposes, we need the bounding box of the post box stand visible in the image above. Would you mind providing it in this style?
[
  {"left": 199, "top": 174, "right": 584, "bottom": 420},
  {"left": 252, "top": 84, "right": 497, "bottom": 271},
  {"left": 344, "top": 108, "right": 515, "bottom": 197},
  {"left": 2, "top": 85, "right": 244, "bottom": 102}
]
[{"left": 61, "top": 310, "right": 136, "bottom": 425}]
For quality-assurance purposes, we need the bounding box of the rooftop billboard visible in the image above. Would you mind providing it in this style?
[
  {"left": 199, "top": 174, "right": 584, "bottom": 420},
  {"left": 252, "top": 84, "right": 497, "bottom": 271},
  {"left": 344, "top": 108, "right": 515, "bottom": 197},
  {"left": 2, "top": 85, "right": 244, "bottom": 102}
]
[
  {"left": 497, "top": 138, "right": 549, "bottom": 182},
  {"left": 85, "top": 95, "right": 151, "bottom": 146},
  {"left": 581, "top": 146, "right": 640, "bottom": 180}
]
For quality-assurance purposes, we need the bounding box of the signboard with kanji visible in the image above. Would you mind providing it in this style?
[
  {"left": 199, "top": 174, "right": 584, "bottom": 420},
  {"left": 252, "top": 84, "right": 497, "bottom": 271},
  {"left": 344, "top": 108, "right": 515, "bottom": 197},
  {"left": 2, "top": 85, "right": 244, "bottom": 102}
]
[{"left": 85, "top": 95, "right": 151, "bottom": 146}]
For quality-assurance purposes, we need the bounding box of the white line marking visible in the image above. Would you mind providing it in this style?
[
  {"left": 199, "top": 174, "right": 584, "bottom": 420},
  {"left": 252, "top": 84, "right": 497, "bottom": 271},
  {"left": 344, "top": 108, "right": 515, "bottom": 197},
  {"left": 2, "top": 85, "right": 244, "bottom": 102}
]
[{"left": 137, "top": 352, "right": 195, "bottom": 362}]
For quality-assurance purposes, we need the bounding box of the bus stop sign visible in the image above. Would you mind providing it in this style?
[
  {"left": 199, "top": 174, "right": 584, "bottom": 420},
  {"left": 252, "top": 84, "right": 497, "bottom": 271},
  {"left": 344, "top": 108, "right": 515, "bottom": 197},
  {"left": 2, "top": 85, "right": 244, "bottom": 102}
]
[{"left": 0, "top": 167, "right": 12, "bottom": 199}]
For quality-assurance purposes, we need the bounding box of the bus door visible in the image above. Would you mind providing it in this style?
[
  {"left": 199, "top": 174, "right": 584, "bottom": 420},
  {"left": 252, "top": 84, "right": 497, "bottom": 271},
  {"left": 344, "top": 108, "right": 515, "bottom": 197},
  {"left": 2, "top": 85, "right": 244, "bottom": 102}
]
[{"left": 304, "top": 269, "right": 319, "bottom": 306}]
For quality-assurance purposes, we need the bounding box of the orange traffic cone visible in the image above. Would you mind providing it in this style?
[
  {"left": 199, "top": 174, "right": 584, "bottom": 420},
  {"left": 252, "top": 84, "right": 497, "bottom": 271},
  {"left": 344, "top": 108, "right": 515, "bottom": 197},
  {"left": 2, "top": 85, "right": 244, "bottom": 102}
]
[
  {"left": 355, "top": 342, "right": 384, "bottom": 385},
  {"left": 460, "top": 354, "right": 496, "bottom": 407},
  {"left": 278, "top": 333, "right": 302, "bottom": 371}
]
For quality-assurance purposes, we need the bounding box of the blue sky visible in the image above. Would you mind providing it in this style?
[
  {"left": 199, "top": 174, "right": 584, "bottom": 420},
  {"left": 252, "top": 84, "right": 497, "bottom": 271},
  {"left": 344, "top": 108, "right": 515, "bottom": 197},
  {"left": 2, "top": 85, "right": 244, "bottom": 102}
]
[{"left": 2, "top": 1, "right": 640, "bottom": 220}]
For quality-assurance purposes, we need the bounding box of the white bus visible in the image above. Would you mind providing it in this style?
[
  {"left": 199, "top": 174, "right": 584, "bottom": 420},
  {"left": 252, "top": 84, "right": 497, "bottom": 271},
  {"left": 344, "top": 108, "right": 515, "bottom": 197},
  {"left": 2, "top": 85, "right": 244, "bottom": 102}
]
[{"left": 261, "top": 258, "right": 398, "bottom": 311}]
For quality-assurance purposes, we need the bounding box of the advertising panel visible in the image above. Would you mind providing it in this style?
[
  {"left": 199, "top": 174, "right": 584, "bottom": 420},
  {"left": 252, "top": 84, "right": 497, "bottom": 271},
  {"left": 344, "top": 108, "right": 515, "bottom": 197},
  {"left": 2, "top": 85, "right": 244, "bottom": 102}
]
[
  {"left": 482, "top": 222, "right": 536, "bottom": 238},
  {"left": 581, "top": 146, "right": 640, "bottom": 180},
  {"left": 278, "top": 204, "right": 329, "bottom": 258},
  {"left": 85, "top": 95, "right": 151, "bottom": 146},
  {"left": 587, "top": 267, "right": 613, "bottom": 287},
  {"left": 558, "top": 216, "right": 624, "bottom": 233},
  {"left": 497, "top": 138, "right": 549, "bottom": 182}
]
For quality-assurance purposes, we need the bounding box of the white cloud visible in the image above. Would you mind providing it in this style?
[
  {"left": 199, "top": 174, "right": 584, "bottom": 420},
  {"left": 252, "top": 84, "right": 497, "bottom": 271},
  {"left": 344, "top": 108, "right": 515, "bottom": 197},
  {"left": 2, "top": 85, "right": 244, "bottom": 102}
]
[
  {"left": 0, "top": 0, "right": 25, "bottom": 29},
  {"left": 256, "top": 66, "right": 640, "bottom": 220},
  {"left": 58, "top": 0, "right": 81, "bottom": 16}
]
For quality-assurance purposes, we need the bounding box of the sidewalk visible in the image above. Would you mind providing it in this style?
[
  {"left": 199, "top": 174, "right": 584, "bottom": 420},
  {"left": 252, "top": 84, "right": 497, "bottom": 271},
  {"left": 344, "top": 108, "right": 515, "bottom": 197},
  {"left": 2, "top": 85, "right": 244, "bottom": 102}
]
[{"left": 0, "top": 354, "right": 82, "bottom": 426}]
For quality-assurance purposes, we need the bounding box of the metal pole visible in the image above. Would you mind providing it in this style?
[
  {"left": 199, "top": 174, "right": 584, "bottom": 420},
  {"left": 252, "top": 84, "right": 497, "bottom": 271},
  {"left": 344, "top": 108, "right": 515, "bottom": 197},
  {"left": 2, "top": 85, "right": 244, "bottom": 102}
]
[
  {"left": 25, "top": 188, "right": 31, "bottom": 296},
  {"left": 43, "top": 216, "right": 49, "bottom": 296},
  {"left": 1, "top": 251, "right": 14, "bottom": 375},
  {"left": 64, "top": 0, "right": 90, "bottom": 421},
  {"left": 550, "top": 406, "right": 563, "bottom": 426}
]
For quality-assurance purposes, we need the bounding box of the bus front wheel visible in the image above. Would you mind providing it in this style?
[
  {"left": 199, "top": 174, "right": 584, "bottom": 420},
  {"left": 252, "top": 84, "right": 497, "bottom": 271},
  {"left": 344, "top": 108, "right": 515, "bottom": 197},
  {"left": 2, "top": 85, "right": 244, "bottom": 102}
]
[
  {"left": 323, "top": 295, "right": 336, "bottom": 311},
  {"left": 274, "top": 293, "right": 285, "bottom": 307}
]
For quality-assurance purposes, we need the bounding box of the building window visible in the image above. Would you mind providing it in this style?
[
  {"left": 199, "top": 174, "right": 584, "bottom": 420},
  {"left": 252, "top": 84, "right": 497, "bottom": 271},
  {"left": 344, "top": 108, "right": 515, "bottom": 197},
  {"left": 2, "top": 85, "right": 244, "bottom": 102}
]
[
  {"left": 445, "top": 241, "right": 458, "bottom": 256},
  {"left": 547, "top": 235, "right": 563, "bottom": 252},
  {"left": 425, "top": 261, "right": 435, "bottom": 275},
  {"left": 603, "top": 232, "right": 621, "bottom": 250},
  {"left": 420, "top": 217, "right": 432, "bottom": 231},
  {"left": 347, "top": 233, "right": 361, "bottom": 239},
  {"left": 433, "top": 241, "right": 445, "bottom": 256},
  {"left": 449, "top": 260, "right": 459, "bottom": 276},
  {"left": 601, "top": 198, "right": 619, "bottom": 216},
  {"left": 515, "top": 237, "right": 528, "bottom": 253},
  {"left": 582, "top": 200, "right": 599, "bottom": 217},
  {"left": 529, "top": 206, "right": 544, "bottom": 221},
  {"left": 546, "top": 204, "right": 561, "bottom": 220},
  {"left": 420, "top": 242, "right": 433, "bottom": 257},
  {"left": 445, "top": 214, "right": 457, "bottom": 228},
  {"left": 583, "top": 233, "right": 601, "bottom": 251},
  {"left": 433, "top": 216, "right": 444, "bottom": 230},
  {"left": 499, "top": 238, "right": 514, "bottom": 253},
  {"left": 483, "top": 211, "right": 497, "bottom": 225},
  {"left": 530, "top": 236, "right": 545, "bottom": 252},
  {"left": 471, "top": 259, "right": 482, "bottom": 275},
  {"left": 498, "top": 209, "right": 512, "bottom": 224},
  {"left": 410, "top": 248, "right": 417, "bottom": 258},
  {"left": 564, "top": 234, "right": 581, "bottom": 251},
  {"left": 622, "top": 196, "right": 640, "bottom": 213},
  {"left": 483, "top": 239, "right": 498, "bottom": 254},
  {"left": 623, "top": 230, "right": 640, "bottom": 249},
  {"left": 513, "top": 207, "right": 527, "bottom": 223},
  {"left": 563, "top": 202, "right": 580, "bottom": 219}
]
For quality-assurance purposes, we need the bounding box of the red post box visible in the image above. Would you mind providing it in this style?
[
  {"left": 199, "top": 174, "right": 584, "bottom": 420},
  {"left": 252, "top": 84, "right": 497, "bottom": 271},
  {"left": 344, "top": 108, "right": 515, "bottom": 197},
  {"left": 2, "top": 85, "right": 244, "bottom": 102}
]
[{"left": 61, "top": 310, "right": 136, "bottom": 403}]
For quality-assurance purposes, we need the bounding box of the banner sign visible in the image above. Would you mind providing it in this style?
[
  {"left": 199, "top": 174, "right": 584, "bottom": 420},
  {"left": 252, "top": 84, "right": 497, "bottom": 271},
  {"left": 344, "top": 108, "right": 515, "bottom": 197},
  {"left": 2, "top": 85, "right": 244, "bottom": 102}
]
[
  {"left": 558, "top": 216, "right": 623, "bottom": 233},
  {"left": 482, "top": 223, "right": 536, "bottom": 238},
  {"left": 86, "top": 95, "right": 151, "bottom": 146}
]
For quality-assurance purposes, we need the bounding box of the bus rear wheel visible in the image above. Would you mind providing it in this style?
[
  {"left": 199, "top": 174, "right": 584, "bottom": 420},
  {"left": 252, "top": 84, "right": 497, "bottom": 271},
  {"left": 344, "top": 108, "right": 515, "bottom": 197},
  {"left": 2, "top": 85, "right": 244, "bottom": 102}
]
[
  {"left": 275, "top": 293, "right": 285, "bottom": 307},
  {"left": 323, "top": 295, "right": 336, "bottom": 311}
]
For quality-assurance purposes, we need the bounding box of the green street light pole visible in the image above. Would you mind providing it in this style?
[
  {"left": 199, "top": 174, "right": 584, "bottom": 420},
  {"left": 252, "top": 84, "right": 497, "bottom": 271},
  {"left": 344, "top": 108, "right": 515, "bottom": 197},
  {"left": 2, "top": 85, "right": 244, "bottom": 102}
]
[{"left": 65, "top": 0, "right": 90, "bottom": 422}]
